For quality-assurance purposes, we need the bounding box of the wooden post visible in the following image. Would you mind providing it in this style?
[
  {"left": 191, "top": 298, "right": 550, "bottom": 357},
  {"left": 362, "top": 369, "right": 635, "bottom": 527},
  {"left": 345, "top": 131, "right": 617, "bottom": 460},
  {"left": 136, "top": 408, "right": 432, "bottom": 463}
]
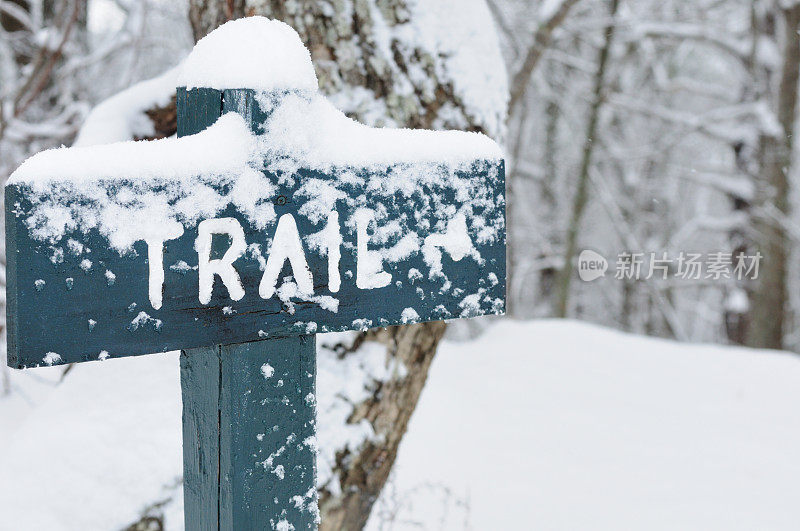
[
  {"left": 181, "top": 338, "right": 317, "bottom": 529},
  {"left": 177, "top": 88, "right": 318, "bottom": 530}
]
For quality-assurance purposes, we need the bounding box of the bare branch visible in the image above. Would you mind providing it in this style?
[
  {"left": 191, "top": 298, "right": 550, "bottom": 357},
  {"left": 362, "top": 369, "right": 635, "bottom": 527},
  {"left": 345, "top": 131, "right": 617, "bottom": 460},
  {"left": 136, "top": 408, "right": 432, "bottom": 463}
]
[
  {"left": 588, "top": 166, "right": 689, "bottom": 340},
  {"left": 607, "top": 93, "right": 757, "bottom": 144},
  {"left": 628, "top": 21, "right": 750, "bottom": 64},
  {"left": 485, "top": 0, "right": 521, "bottom": 56},
  {"left": 507, "top": 0, "right": 582, "bottom": 117},
  {"left": 14, "top": 0, "right": 81, "bottom": 117},
  {"left": 0, "top": 0, "right": 33, "bottom": 31}
]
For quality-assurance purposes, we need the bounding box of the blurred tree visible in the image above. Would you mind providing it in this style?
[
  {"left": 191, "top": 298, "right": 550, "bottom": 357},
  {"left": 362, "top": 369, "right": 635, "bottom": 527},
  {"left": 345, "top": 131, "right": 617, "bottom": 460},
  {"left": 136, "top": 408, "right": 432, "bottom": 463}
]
[
  {"left": 554, "top": 0, "right": 619, "bottom": 318},
  {"left": 746, "top": 2, "right": 800, "bottom": 349},
  {"left": 495, "top": 0, "right": 581, "bottom": 316}
]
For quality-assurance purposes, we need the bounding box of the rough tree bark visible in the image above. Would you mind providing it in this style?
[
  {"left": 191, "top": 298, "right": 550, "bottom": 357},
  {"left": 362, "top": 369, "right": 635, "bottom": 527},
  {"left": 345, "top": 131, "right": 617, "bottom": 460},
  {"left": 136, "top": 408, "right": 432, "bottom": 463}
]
[
  {"left": 188, "top": 0, "right": 245, "bottom": 40},
  {"left": 746, "top": 3, "right": 800, "bottom": 349},
  {"left": 183, "top": 2, "right": 502, "bottom": 529},
  {"left": 320, "top": 321, "right": 447, "bottom": 529}
]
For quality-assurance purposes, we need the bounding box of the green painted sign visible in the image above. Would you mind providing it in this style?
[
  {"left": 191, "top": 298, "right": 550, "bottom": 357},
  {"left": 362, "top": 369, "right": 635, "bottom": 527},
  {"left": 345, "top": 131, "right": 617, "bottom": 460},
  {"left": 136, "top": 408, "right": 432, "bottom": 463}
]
[
  {"left": 4, "top": 17, "right": 505, "bottom": 531},
  {"left": 5, "top": 87, "right": 504, "bottom": 369}
]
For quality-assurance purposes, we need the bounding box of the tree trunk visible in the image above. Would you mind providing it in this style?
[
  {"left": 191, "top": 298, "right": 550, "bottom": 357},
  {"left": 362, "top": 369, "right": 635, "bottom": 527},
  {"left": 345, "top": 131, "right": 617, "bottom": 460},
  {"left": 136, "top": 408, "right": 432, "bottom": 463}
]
[
  {"left": 320, "top": 322, "right": 447, "bottom": 530},
  {"left": 554, "top": 0, "right": 619, "bottom": 318},
  {"left": 504, "top": 0, "right": 579, "bottom": 318},
  {"left": 188, "top": 0, "right": 245, "bottom": 41},
  {"left": 746, "top": 4, "right": 800, "bottom": 349},
  {"left": 536, "top": 98, "right": 561, "bottom": 310},
  {"left": 186, "top": 2, "right": 503, "bottom": 528}
]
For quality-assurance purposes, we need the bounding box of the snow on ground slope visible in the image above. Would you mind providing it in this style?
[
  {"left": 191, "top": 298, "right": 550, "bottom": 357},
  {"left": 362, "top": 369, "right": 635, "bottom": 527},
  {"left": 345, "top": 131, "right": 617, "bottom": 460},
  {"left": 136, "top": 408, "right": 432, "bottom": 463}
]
[
  {"left": 0, "top": 353, "right": 183, "bottom": 530},
  {"left": 1, "top": 320, "right": 799, "bottom": 530},
  {"left": 367, "top": 320, "right": 800, "bottom": 530}
]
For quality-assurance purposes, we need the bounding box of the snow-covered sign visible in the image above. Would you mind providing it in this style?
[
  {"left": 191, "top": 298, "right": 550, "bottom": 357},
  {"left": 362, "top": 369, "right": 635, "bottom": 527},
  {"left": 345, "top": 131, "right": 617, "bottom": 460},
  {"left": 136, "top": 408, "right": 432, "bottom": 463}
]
[
  {"left": 5, "top": 19, "right": 505, "bottom": 370},
  {"left": 4, "top": 17, "right": 505, "bottom": 529}
]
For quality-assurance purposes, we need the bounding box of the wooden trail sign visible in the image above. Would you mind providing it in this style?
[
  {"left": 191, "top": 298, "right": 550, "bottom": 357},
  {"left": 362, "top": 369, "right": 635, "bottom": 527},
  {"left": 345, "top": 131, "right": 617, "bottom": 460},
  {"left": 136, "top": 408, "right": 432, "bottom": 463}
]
[{"left": 5, "top": 17, "right": 505, "bottom": 530}]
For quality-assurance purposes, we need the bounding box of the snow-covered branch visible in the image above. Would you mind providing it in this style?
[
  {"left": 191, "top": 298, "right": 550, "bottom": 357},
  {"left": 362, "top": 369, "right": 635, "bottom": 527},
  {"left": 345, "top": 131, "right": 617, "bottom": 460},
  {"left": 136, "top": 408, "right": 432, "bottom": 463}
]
[
  {"left": 507, "top": 0, "right": 581, "bottom": 116},
  {"left": 627, "top": 21, "right": 751, "bottom": 64}
]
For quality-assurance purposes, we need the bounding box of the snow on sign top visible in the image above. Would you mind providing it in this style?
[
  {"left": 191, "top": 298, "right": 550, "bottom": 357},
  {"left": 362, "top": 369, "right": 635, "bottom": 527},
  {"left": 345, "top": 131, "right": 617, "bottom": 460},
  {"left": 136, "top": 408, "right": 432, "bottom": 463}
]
[
  {"left": 5, "top": 16, "right": 506, "bottom": 368},
  {"left": 9, "top": 93, "right": 501, "bottom": 184},
  {"left": 10, "top": 113, "right": 254, "bottom": 185},
  {"left": 8, "top": 114, "right": 265, "bottom": 251},
  {"left": 177, "top": 17, "right": 318, "bottom": 92},
  {"left": 10, "top": 17, "right": 501, "bottom": 187}
]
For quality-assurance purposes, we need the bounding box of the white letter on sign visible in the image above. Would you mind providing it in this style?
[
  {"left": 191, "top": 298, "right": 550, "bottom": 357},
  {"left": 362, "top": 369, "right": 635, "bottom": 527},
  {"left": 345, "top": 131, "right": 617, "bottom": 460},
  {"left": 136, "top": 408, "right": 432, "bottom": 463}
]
[
  {"left": 320, "top": 211, "right": 342, "bottom": 293},
  {"left": 422, "top": 212, "right": 475, "bottom": 277},
  {"left": 354, "top": 209, "right": 392, "bottom": 289},
  {"left": 142, "top": 224, "right": 184, "bottom": 310},
  {"left": 196, "top": 218, "right": 247, "bottom": 304},
  {"left": 259, "top": 214, "right": 314, "bottom": 299}
]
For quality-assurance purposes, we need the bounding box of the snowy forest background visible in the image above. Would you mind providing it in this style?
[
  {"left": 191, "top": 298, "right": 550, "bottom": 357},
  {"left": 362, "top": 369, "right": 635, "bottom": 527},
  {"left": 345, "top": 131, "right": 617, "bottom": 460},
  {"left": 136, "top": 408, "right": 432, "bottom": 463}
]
[{"left": 1, "top": 0, "right": 800, "bottom": 529}]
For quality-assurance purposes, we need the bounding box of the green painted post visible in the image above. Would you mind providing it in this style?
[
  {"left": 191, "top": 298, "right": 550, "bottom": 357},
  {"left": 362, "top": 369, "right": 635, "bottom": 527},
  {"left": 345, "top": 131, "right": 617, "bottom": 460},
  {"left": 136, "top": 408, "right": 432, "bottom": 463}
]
[
  {"left": 177, "top": 89, "right": 318, "bottom": 530},
  {"left": 181, "top": 338, "right": 317, "bottom": 529}
]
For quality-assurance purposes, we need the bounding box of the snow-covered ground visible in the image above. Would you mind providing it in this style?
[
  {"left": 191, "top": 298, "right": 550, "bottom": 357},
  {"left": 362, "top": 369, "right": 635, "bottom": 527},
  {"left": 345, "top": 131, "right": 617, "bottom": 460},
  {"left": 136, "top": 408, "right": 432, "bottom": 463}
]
[
  {"left": 367, "top": 321, "right": 800, "bottom": 530},
  {"left": 1, "top": 319, "right": 799, "bottom": 530}
]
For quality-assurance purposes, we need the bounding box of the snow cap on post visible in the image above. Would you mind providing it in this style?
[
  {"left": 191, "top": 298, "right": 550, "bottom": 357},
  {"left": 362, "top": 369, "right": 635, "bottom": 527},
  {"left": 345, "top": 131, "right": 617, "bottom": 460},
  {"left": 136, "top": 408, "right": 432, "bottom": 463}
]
[{"left": 177, "top": 17, "right": 318, "bottom": 92}]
